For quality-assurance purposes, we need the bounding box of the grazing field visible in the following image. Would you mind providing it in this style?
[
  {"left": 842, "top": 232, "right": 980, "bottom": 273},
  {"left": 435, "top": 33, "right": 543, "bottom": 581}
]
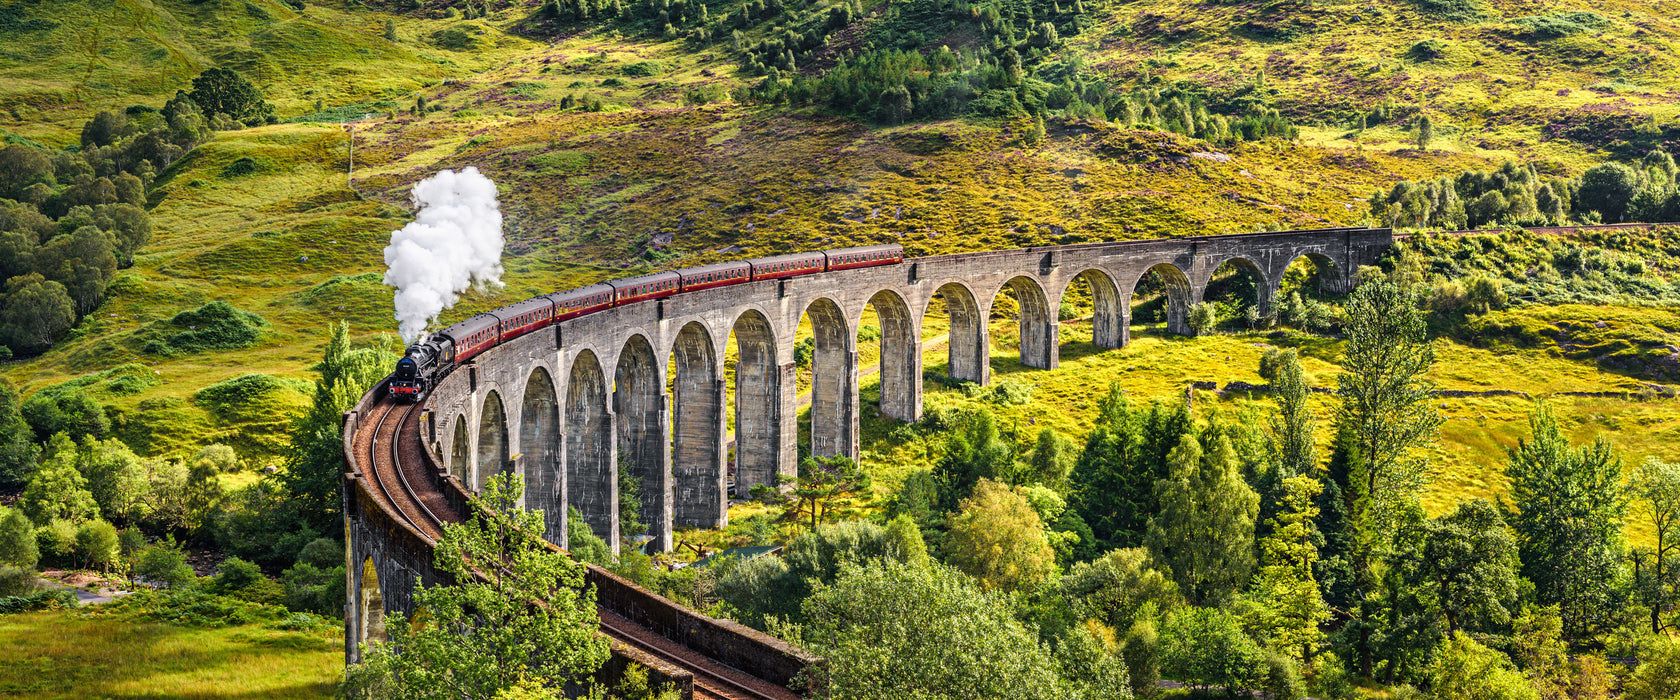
[{"left": 0, "top": 611, "right": 341, "bottom": 699}]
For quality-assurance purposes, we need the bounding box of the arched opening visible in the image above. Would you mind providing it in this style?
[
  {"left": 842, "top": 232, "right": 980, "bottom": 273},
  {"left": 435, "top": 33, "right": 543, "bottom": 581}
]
[
  {"left": 864, "top": 290, "right": 919, "bottom": 423},
  {"left": 615, "top": 334, "right": 667, "bottom": 552},
  {"left": 1129, "top": 263, "right": 1192, "bottom": 337},
  {"left": 1058, "top": 269, "right": 1124, "bottom": 357},
  {"left": 476, "top": 391, "right": 507, "bottom": 491},
  {"left": 670, "top": 323, "right": 725, "bottom": 530},
  {"left": 1279, "top": 252, "right": 1344, "bottom": 297},
  {"left": 992, "top": 276, "right": 1056, "bottom": 370},
  {"left": 926, "top": 282, "right": 987, "bottom": 385},
  {"left": 520, "top": 367, "right": 562, "bottom": 542},
  {"left": 799, "top": 298, "right": 853, "bottom": 460},
  {"left": 360, "top": 556, "right": 385, "bottom": 643},
  {"left": 450, "top": 417, "right": 468, "bottom": 482},
  {"left": 730, "top": 309, "right": 781, "bottom": 496},
  {"left": 1199, "top": 257, "right": 1271, "bottom": 332},
  {"left": 566, "top": 350, "right": 615, "bottom": 546},
  {"left": 1276, "top": 253, "right": 1344, "bottom": 332}
]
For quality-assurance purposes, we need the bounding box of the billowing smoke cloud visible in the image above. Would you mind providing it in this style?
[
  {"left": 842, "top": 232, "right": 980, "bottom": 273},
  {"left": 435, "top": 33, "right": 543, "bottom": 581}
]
[{"left": 383, "top": 167, "right": 505, "bottom": 344}]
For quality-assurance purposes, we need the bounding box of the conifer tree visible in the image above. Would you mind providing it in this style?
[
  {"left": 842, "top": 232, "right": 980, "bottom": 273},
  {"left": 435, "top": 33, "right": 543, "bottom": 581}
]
[
  {"left": 1249, "top": 475, "right": 1329, "bottom": 665},
  {"left": 1146, "top": 434, "right": 1259, "bottom": 606},
  {"left": 282, "top": 323, "right": 400, "bottom": 534}
]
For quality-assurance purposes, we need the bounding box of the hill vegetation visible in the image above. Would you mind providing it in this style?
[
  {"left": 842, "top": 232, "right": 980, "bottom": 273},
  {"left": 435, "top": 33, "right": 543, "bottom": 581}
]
[{"left": 1, "top": 0, "right": 1680, "bottom": 697}]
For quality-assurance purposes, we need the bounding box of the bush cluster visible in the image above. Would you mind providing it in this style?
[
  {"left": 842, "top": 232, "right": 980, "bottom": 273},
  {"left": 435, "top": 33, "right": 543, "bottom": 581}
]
[{"left": 1371, "top": 152, "right": 1680, "bottom": 229}]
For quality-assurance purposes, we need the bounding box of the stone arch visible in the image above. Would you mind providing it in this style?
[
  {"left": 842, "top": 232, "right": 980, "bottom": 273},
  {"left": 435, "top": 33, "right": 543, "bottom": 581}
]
[
  {"left": 1281, "top": 251, "right": 1347, "bottom": 296},
  {"left": 360, "top": 556, "right": 385, "bottom": 643},
  {"left": 450, "top": 416, "right": 468, "bottom": 482},
  {"left": 867, "top": 289, "right": 921, "bottom": 423},
  {"left": 928, "top": 282, "right": 988, "bottom": 385},
  {"left": 996, "top": 276, "right": 1057, "bottom": 370},
  {"left": 1131, "top": 263, "right": 1193, "bottom": 336},
  {"left": 520, "top": 367, "right": 562, "bottom": 542},
  {"left": 1062, "top": 268, "right": 1124, "bottom": 350},
  {"left": 566, "top": 350, "right": 615, "bottom": 546},
  {"left": 732, "top": 309, "right": 781, "bottom": 494},
  {"left": 671, "top": 322, "right": 725, "bottom": 530},
  {"left": 476, "top": 391, "right": 507, "bottom": 491},
  {"left": 803, "top": 297, "right": 855, "bottom": 460},
  {"left": 614, "top": 334, "right": 669, "bottom": 552},
  {"left": 1202, "top": 255, "right": 1273, "bottom": 318}
]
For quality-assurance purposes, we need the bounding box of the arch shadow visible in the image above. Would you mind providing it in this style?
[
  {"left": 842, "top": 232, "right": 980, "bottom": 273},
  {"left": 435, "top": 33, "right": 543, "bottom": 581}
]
[
  {"left": 615, "top": 334, "right": 668, "bottom": 551},
  {"left": 567, "top": 350, "right": 615, "bottom": 546},
  {"left": 520, "top": 367, "right": 562, "bottom": 542},
  {"left": 476, "top": 391, "right": 507, "bottom": 491}
]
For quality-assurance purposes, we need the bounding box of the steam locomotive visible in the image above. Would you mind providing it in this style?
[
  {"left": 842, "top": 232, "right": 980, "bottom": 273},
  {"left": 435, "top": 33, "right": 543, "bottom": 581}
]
[{"left": 389, "top": 244, "right": 905, "bottom": 401}]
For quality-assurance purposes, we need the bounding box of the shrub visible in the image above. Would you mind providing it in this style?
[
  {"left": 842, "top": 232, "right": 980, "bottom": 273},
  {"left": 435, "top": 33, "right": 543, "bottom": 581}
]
[
  {"left": 219, "top": 156, "right": 267, "bottom": 178},
  {"left": 296, "top": 537, "right": 343, "bottom": 569},
  {"left": 192, "top": 374, "right": 303, "bottom": 420},
  {"left": 0, "top": 564, "right": 37, "bottom": 596},
  {"left": 0, "top": 508, "right": 37, "bottom": 569},
  {"left": 137, "top": 537, "right": 195, "bottom": 589},
  {"left": 1427, "top": 632, "right": 1539, "bottom": 700},
  {"left": 215, "top": 557, "right": 263, "bottom": 590},
  {"left": 0, "top": 589, "right": 73, "bottom": 614},
  {"left": 1508, "top": 11, "right": 1610, "bottom": 39},
  {"left": 622, "top": 61, "right": 665, "bottom": 76},
  {"left": 1187, "top": 302, "right": 1221, "bottom": 336},
  {"left": 35, "top": 519, "right": 77, "bottom": 568},
  {"left": 165, "top": 301, "right": 265, "bottom": 352},
  {"left": 1160, "top": 606, "right": 1268, "bottom": 696},
  {"left": 281, "top": 561, "right": 346, "bottom": 616}
]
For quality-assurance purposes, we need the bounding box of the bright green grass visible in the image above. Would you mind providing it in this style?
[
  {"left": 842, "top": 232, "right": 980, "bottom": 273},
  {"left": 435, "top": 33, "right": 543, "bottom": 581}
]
[{"left": 0, "top": 611, "right": 341, "bottom": 699}]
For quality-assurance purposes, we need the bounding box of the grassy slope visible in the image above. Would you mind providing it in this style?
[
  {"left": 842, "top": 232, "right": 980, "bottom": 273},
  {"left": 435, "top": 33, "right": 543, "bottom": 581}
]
[{"left": 0, "top": 611, "right": 342, "bottom": 698}]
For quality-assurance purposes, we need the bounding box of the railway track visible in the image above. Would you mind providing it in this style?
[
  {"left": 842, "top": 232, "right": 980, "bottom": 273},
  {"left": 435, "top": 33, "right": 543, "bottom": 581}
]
[{"left": 355, "top": 389, "right": 800, "bottom": 700}]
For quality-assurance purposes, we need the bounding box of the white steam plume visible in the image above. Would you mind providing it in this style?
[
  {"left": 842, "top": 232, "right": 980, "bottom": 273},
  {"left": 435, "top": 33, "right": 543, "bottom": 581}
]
[{"left": 383, "top": 167, "right": 505, "bottom": 344}]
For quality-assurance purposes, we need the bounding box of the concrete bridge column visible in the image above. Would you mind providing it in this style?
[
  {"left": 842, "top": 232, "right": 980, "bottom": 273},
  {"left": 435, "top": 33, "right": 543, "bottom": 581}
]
[
  {"left": 871, "top": 289, "right": 922, "bottom": 424},
  {"left": 672, "top": 324, "right": 726, "bottom": 530},
  {"left": 805, "top": 298, "right": 854, "bottom": 461},
  {"left": 615, "top": 336, "right": 671, "bottom": 553},
  {"left": 733, "top": 311, "right": 784, "bottom": 495},
  {"left": 566, "top": 350, "right": 619, "bottom": 551},
  {"left": 936, "top": 282, "right": 989, "bottom": 385}
]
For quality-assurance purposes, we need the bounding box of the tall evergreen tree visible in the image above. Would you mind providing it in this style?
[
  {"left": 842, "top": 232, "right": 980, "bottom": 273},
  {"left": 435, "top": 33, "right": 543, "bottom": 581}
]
[
  {"left": 1335, "top": 276, "right": 1441, "bottom": 677},
  {"left": 1146, "top": 434, "right": 1259, "bottom": 606},
  {"left": 1249, "top": 475, "right": 1330, "bottom": 665},
  {"left": 1070, "top": 384, "right": 1190, "bottom": 550},
  {"left": 932, "top": 409, "right": 1013, "bottom": 513},
  {"left": 1505, "top": 403, "right": 1627, "bottom": 640}
]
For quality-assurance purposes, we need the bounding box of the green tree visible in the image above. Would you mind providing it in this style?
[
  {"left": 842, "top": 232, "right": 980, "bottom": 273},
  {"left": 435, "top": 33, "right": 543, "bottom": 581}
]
[
  {"left": 1247, "top": 475, "right": 1329, "bottom": 665},
  {"left": 136, "top": 535, "right": 196, "bottom": 588},
  {"left": 1060, "top": 547, "right": 1180, "bottom": 633},
  {"left": 282, "top": 323, "right": 400, "bottom": 534},
  {"left": 344, "top": 474, "right": 610, "bottom": 698},
  {"left": 1, "top": 274, "right": 76, "bottom": 353},
  {"left": 187, "top": 68, "right": 274, "bottom": 125},
  {"left": 1398, "top": 499, "right": 1520, "bottom": 636},
  {"left": 933, "top": 409, "right": 1013, "bottom": 512},
  {"left": 0, "top": 379, "right": 39, "bottom": 489},
  {"left": 1575, "top": 162, "right": 1640, "bottom": 223},
  {"left": 1024, "top": 427, "right": 1076, "bottom": 489},
  {"left": 1265, "top": 347, "right": 1318, "bottom": 478},
  {"left": 20, "top": 436, "right": 99, "bottom": 526},
  {"left": 1335, "top": 276, "right": 1440, "bottom": 675},
  {"left": 785, "top": 454, "right": 870, "bottom": 531},
  {"left": 1415, "top": 114, "right": 1434, "bottom": 150},
  {"left": 1632, "top": 458, "right": 1680, "bottom": 632},
  {"left": 944, "top": 479, "right": 1057, "bottom": 592},
  {"left": 1622, "top": 636, "right": 1680, "bottom": 700},
  {"left": 1426, "top": 632, "right": 1538, "bottom": 700},
  {"left": 1070, "top": 387, "right": 1190, "bottom": 549},
  {"left": 1146, "top": 434, "right": 1258, "bottom": 606},
  {"left": 1505, "top": 403, "right": 1626, "bottom": 640},
  {"left": 1159, "top": 606, "right": 1269, "bottom": 698},
  {"left": 792, "top": 559, "right": 1097, "bottom": 700},
  {"left": 0, "top": 507, "right": 38, "bottom": 569},
  {"left": 74, "top": 519, "right": 119, "bottom": 572},
  {"left": 77, "top": 435, "right": 148, "bottom": 524},
  {"left": 883, "top": 513, "right": 929, "bottom": 565}
]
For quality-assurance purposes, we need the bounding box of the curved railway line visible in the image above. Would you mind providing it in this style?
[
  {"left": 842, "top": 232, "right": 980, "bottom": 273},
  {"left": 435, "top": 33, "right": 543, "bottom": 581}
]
[{"left": 352, "top": 387, "right": 798, "bottom": 700}]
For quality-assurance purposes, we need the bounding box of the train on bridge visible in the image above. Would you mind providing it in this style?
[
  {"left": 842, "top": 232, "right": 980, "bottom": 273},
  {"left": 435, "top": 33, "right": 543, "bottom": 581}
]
[{"left": 389, "top": 244, "right": 906, "bottom": 400}]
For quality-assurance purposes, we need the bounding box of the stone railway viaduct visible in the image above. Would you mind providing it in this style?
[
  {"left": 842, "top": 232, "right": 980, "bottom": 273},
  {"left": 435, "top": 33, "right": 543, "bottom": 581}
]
[{"left": 344, "top": 226, "right": 1393, "bottom": 687}]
